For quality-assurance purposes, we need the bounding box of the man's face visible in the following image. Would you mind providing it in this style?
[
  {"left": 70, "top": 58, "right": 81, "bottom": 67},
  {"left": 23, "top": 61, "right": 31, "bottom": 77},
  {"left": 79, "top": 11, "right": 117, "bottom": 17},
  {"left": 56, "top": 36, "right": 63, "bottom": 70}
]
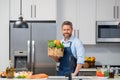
[{"left": 62, "top": 25, "right": 73, "bottom": 39}]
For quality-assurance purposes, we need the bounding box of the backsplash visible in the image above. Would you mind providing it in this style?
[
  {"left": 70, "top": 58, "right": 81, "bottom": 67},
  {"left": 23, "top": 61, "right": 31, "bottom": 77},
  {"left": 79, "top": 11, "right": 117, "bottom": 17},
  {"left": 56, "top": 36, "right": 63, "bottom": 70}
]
[{"left": 84, "top": 43, "right": 120, "bottom": 66}]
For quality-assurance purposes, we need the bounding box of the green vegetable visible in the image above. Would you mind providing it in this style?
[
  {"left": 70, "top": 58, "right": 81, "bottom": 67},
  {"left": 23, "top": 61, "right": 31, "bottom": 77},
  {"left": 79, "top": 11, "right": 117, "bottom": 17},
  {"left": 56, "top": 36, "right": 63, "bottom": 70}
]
[
  {"left": 16, "top": 75, "right": 26, "bottom": 78},
  {"left": 56, "top": 43, "right": 64, "bottom": 49},
  {"left": 48, "top": 40, "right": 55, "bottom": 48},
  {"left": 48, "top": 40, "right": 64, "bottom": 48}
]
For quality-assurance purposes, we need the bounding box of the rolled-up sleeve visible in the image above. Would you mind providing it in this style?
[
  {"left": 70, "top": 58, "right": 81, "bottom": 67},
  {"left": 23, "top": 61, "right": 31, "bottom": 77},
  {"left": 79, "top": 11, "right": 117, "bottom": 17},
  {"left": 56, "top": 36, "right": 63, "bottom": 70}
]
[{"left": 75, "top": 40, "right": 85, "bottom": 64}]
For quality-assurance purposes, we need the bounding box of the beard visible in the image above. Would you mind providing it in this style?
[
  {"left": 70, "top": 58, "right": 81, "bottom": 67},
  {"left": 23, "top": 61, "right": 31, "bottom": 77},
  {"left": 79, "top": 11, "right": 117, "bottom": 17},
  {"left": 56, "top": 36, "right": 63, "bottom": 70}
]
[{"left": 63, "top": 33, "right": 72, "bottom": 38}]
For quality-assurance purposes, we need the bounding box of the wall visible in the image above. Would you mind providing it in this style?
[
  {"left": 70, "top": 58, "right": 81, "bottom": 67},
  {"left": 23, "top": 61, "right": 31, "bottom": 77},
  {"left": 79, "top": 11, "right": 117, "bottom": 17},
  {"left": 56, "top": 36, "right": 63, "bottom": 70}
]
[
  {"left": 0, "top": 0, "right": 9, "bottom": 71},
  {"left": 84, "top": 43, "right": 120, "bottom": 65}
]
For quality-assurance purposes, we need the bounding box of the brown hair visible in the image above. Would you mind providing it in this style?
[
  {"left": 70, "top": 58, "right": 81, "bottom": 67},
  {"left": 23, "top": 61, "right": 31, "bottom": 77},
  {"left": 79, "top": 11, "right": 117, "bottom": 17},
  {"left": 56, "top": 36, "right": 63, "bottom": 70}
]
[{"left": 61, "top": 21, "right": 73, "bottom": 29}]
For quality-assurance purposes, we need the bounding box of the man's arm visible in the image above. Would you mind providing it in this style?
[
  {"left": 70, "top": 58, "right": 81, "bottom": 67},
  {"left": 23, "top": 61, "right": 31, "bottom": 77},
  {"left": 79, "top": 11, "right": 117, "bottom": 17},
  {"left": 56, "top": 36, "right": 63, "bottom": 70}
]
[
  {"left": 72, "top": 39, "right": 85, "bottom": 76},
  {"left": 72, "top": 63, "right": 83, "bottom": 76}
]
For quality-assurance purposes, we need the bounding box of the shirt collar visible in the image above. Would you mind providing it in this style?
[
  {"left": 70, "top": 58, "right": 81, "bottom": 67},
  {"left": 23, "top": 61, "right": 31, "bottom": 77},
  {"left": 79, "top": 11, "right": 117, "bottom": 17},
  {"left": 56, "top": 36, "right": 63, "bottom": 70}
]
[{"left": 61, "top": 35, "right": 74, "bottom": 43}]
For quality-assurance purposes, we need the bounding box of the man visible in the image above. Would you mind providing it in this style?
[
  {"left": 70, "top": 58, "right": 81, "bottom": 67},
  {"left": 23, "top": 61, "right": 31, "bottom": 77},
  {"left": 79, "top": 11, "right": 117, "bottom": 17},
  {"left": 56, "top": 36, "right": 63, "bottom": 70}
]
[{"left": 50, "top": 21, "right": 85, "bottom": 76}]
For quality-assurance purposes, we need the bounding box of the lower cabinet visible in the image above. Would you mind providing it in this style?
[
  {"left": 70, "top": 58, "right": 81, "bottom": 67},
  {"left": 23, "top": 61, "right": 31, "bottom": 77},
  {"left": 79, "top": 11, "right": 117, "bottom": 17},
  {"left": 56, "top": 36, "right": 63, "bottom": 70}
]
[{"left": 79, "top": 71, "right": 96, "bottom": 76}]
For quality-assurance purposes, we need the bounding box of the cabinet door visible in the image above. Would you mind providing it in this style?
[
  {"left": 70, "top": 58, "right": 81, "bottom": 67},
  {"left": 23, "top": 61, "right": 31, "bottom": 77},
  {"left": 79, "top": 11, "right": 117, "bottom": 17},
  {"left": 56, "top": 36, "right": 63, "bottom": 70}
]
[
  {"left": 35, "top": 0, "right": 56, "bottom": 20},
  {"left": 78, "top": 0, "right": 96, "bottom": 44},
  {"left": 97, "top": 0, "right": 116, "bottom": 21},
  {"left": 22, "top": 0, "right": 33, "bottom": 20},
  {"left": 116, "top": 0, "right": 120, "bottom": 21},
  {"left": 56, "top": 0, "right": 78, "bottom": 39},
  {"left": 10, "top": 0, "right": 20, "bottom": 20}
]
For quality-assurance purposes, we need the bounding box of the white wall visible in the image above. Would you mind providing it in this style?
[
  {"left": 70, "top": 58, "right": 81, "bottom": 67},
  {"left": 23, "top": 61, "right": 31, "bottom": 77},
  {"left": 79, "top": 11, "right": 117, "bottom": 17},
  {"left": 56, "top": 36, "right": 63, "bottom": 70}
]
[{"left": 0, "top": 0, "right": 9, "bottom": 72}]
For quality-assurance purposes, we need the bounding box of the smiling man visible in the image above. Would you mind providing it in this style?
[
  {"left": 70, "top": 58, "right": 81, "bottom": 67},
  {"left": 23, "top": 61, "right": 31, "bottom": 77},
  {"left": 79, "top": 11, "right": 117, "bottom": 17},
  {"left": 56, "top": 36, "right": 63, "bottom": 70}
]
[{"left": 50, "top": 21, "right": 85, "bottom": 76}]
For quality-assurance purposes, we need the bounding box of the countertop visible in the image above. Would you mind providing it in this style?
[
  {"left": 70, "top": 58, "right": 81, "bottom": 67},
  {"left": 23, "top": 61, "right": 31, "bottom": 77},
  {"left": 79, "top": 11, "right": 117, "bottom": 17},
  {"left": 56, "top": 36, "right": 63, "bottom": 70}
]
[
  {"left": 0, "top": 76, "right": 120, "bottom": 80},
  {"left": 80, "top": 68, "right": 97, "bottom": 71}
]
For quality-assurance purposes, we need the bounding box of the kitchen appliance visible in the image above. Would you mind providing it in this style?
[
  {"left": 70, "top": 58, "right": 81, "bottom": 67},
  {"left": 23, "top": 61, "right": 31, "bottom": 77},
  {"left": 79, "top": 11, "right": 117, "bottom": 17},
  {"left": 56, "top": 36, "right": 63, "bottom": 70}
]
[
  {"left": 10, "top": 21, "right": 56, "bottom": 75},
  {"left": 96, "top": 21, "right": 120, "bottom": 42}
]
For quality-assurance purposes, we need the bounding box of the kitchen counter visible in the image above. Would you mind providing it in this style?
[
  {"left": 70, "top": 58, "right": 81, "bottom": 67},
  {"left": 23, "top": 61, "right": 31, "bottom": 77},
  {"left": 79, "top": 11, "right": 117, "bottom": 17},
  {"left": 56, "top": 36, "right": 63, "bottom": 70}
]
[
  {"left": 80, "top": 68, "right": 97, "bottom": 71},
  {"left": 0, "top": 76, "right": 120, "bottom": 80}
]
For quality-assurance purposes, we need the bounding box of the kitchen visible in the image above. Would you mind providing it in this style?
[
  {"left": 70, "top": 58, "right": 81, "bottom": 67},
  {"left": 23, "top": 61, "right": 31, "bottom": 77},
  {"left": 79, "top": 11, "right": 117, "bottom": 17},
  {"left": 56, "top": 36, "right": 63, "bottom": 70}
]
[{"left": 0, "top": 0, "right": 120, "bottom": 79}]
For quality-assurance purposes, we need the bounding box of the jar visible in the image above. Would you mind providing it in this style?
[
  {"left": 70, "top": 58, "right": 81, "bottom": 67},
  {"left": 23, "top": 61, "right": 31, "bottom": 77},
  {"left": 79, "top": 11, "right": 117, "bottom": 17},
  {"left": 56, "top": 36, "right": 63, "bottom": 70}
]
[{"left": 6, "top": 60, "right": 14, "bottom": 78}]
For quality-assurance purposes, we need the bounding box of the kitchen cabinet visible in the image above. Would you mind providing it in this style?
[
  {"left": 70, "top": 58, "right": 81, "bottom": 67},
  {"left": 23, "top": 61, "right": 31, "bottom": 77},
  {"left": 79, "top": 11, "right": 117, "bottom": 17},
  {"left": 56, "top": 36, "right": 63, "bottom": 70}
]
[
  {"left": 57, "top": 0, "right": 96, "bottom": 44},
  {"left": 78, "top": 0, "right": 96, "bottom": 44},
  {"left": 97, "top": 0, "right": 120, "bottom": 21},
  {"left": 10, "top": 0, "right": 20, "bottom": 20},
  {"left": 10, "top": 0, "right": 56, "bottom": 20}
]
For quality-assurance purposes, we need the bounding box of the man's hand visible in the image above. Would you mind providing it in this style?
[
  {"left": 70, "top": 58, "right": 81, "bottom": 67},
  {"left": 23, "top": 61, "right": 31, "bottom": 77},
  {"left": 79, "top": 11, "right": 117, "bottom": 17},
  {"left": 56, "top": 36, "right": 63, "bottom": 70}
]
[
  {"left": 48, "top": 55, "right": 59, "bottom": 62},
  {"left": 71, "top": 73, "right": 76, "bottom": 76}
]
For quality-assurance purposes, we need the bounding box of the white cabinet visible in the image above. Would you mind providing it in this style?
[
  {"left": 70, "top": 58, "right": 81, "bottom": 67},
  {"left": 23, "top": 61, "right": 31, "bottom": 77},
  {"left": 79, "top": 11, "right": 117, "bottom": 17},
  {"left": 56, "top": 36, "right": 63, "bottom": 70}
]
[
  {"left": 56, "top": 0, "right": 78, "bottom": 41},
  {"left": 10, "top": 0, "right": 56, "bottom": 20},
  {"left": 116, "top": 0, "right": 120, "bottom": 20},
  {"left": 22, "top": 0, "right": 33, "bottom": 20},
  {"left": 78, "top": 0, "right": 96, "bottom": 44},
  {"left": 35, "top": 0, "right": 56, "bottom": 20},
  {"left": 97, "top": 0, "right": 120, "bottom": 21},
  {"left": 10, "top": 0, "right": 20, "bottom": 20},
  {"left": 57, "top": 0, "right": 96, "bottom": 44}
]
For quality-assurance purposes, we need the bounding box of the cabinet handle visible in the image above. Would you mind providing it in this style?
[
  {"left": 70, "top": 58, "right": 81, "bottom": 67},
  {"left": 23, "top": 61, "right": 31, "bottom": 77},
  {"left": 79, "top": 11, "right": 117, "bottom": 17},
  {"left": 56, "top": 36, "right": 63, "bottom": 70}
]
[
  {"left": 77, "top": 30, "right": 79, "bottom": 39},
  {"left": 31, "top": 5, "right": 33, "bottom": 18},
  {"left": 27, "top": 40, "right": 30, "bottom": 70},
  {"left": 117, "top": 6, "right": 119, "bottom": 19},
  {"left": 113, "top": 6, "right": 115, "bottom": 19},
  {"left": 34, "top": 5, "right": 36, "bottom": 18},
  {"left": 31, "top": 40, "right": 35, "bottom": 72},
  {"left": 74, "top": 30, "right": 76, "bottom": 37}
]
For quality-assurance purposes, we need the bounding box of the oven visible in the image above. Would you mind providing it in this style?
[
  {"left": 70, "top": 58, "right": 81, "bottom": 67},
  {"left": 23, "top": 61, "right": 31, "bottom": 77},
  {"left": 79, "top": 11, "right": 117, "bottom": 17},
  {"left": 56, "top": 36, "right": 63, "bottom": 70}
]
[{"left": 96, "top": 21, "right": 120, "bottom": 42}]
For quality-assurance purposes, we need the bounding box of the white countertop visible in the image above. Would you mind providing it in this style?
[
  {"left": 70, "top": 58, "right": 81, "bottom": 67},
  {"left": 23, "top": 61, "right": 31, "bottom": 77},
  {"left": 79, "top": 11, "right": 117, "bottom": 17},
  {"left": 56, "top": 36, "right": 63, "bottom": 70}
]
[
  {"left": 0, "top": 76, "right": 120, "bottom": 80},
  {"left": 80, "top": 68, "right": 97, "bottom": 71}
]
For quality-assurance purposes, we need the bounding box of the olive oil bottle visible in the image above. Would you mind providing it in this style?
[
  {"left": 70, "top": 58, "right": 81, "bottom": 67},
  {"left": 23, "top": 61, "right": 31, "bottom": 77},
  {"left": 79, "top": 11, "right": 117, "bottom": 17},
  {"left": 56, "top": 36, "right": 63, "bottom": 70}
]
[{"left": 6, "top": 60, "right": 14, "bottom": 78}]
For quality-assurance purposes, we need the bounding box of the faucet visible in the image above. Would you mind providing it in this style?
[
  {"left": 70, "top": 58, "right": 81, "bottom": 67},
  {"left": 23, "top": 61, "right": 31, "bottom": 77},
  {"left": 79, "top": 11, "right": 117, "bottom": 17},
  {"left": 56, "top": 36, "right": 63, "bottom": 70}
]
[
  {"left": 65, "top": 56, "right": 75, "bottom": 80},
  {"left": 68, "top": 74, "right": 72, "bottom": 80}
]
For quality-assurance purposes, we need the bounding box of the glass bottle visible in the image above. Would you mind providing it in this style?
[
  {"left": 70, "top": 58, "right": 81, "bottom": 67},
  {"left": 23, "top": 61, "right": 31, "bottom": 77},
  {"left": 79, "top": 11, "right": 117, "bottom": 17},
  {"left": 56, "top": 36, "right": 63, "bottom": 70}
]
[
  {"left": 114, "top": 67, "right": 119, "bottom": 78},
  {"left": 109, "top": 67, "right": 114, "bottom": 78},
  {"left": 6, "top": 60, "right": 14, "bottom": 78}
]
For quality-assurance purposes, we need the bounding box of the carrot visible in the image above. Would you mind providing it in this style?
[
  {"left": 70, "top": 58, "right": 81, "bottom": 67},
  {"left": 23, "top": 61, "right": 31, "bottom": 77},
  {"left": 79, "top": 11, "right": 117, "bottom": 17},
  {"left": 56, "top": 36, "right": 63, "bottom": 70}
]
[{"left": 30, "top": 73, "right": 48, "bottom": 79}]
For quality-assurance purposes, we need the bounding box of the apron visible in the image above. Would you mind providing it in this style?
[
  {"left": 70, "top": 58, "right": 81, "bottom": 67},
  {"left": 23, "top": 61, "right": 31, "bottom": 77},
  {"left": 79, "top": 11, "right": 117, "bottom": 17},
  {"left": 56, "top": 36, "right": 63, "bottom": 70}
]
[{"left": 58, "top": 42, "right": 77, "bottom": 76}]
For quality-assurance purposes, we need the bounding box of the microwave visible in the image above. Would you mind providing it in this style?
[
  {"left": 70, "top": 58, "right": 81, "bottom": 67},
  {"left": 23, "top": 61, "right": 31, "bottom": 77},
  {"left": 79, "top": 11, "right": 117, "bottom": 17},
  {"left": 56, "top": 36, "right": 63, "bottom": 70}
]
[{"left": 96, "top": 21, "right": 120, "bottom": 42}]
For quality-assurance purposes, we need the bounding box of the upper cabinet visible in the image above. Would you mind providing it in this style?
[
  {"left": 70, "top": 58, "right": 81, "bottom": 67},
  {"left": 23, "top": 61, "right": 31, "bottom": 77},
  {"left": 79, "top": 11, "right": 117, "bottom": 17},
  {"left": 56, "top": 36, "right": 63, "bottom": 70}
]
[
  {"left": 10, "top": 0, "right": 56, "bottom": 20},
  {"left": 97, "top": 0, "right": 120, "bottom": 21},
  {"left": 57, "top": 0, "right": 96, "bottom": 44},
  {"left": 10, "top": 0, "right": 20, "bottom": 20},
  {"left": 78, "top": 0, "right": 96, "bottom": 44}
]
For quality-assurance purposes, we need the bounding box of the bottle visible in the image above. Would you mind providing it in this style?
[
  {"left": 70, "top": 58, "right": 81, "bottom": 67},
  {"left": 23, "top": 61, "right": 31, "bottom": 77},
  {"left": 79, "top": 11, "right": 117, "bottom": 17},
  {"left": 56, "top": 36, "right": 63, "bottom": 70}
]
[
  {"left": 109, "top": 67, "right": 114, "bottom": 78},
  {"left": 6, "top": 60, "right": 14, "bottom": 78},
  {"left": 114, "top": 67, "right": 119, "bottom": 78}
]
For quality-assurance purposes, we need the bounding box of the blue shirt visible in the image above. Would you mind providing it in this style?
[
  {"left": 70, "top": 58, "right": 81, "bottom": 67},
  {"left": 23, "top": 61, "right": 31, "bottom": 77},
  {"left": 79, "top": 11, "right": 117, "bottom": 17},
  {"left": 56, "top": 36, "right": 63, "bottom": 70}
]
[{"left": 61, "top": 36, "right": 85, "bottom": 64}]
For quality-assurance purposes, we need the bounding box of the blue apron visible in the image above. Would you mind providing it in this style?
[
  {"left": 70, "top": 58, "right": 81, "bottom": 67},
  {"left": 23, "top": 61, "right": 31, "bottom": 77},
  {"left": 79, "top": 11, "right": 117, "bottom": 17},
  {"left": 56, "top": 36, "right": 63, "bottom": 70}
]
[{"left": 58, "top": 42, "right": 77, "bottom": 76}]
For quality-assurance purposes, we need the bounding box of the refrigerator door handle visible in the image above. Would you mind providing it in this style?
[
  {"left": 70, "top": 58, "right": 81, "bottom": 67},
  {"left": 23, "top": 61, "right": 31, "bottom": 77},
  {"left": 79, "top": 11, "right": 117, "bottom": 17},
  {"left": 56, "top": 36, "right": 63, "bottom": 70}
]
[
  {"left": 31, "top": 40, "right": 35, "bottom": 72},
  {"left": 27, "top": 40, "right": 30, "bottom": 69}
]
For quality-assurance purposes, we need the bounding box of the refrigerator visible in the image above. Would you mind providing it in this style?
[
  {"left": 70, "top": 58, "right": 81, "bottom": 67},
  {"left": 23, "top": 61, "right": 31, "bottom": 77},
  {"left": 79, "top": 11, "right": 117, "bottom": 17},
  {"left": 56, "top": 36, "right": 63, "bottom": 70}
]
[{"left": 9, "top": 21, "right": 56, "bottom": 75}]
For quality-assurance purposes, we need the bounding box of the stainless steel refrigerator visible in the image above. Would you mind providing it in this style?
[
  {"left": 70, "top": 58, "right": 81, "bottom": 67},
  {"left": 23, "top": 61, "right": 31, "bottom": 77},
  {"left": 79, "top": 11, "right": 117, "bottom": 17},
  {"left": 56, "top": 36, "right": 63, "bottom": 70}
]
[{"left": 10, "top": 21, "right": 56, "bottom": 75}]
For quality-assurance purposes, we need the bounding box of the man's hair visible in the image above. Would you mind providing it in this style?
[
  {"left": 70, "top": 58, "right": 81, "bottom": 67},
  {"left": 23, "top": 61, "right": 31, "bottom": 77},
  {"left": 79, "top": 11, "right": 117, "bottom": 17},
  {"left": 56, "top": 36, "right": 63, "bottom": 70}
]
[{"left": 61, "top": 21, "right": 73, "bottom": 29}]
